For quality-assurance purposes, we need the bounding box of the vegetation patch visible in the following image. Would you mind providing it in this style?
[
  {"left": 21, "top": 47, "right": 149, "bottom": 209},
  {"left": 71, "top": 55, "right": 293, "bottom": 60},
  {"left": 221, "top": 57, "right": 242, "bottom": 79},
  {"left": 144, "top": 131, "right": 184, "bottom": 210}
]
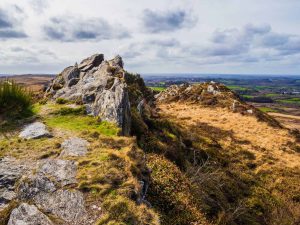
[
  {"left": 0, "top": 79, "right": 34, "bottom": 133},
  {"left": 76, "top": 138, "right": 159, "bottom": 224},
  {"left": 259, "top": 107, "right": 279, "bottom": 113},
  {"left": 44, "top": 115, "right": 119, "bottom": 136},
  {"left": 148, "top": 86, "right": 166, "bottom": 92}
]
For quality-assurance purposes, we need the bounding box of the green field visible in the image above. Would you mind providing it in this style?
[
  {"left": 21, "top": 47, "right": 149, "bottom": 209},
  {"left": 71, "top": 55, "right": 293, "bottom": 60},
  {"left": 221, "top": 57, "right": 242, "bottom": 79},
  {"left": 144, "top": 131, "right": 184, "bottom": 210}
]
[
  {"left": 277, "top": 97, "right": 300, "bottom": 104},
  {"left": 259, "top": 107, "right": 278, "bottom": 113},
  {"left": 242, "top": 95, "right": 254, "bottom": 99},
  {"left": 265, "top": 93, "right": 280, "bottom": 97},
  {"left": 227, "top": 85, "right": 248, "bottom": 91},
  {"left": 149, "top": 86, "right": 166, "bottom": 92}
]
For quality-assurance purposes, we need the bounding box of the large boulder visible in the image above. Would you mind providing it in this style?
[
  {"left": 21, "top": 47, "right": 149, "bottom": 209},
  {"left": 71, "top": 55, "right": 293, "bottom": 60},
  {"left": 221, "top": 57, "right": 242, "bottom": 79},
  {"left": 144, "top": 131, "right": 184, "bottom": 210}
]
[{"left": 46, "top": 54, "right": 131, "bottom": 135}]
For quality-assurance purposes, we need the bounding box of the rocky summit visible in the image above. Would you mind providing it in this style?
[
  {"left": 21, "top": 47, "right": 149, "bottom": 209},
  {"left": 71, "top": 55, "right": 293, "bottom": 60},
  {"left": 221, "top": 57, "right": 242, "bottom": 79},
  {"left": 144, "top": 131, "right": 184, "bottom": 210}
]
[
  {"left": 1, "top": 53, "right": 300, "bottom": 225},
  {"left": 46, "top": 54, "right": 131, "bottom": 135}
]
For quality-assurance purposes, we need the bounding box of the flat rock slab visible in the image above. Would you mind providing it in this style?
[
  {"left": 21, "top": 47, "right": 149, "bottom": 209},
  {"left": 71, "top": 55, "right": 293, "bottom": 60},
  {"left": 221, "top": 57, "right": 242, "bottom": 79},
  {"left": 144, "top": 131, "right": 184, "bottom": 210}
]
[
  {"left": 19, "top": 122, "right": 51, "bottom": 140},
  {"left": 35, "top": 189, "right": 87, "bottom": 223},
  {"left": 8, "top": 203, "right": 53, "bottom": 225},
  {"left": 38, "top": 159, "right": 77, "bottom": 187},
  {"left": 60, "top": 137, "right": 89, "bottom": 157}
]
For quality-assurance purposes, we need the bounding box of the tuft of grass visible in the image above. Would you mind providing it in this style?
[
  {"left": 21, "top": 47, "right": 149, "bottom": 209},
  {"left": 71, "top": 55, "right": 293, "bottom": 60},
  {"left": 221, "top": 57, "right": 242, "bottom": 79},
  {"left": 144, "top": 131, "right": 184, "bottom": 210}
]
[
  {"left": 0, "top": 79, "right": 33, "bottom": 114},
  {"left": 0, "top": 79, "right": 34, "bottom": 132},
  {"left": 51, "top": 105, "right": 86, "bottom": 116}
]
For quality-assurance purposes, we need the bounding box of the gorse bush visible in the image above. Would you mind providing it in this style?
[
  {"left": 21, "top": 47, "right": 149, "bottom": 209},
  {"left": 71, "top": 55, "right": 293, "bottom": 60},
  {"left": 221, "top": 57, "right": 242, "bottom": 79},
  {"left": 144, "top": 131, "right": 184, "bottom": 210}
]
[{"left": 0, "top": 79, "right": 33, "bottom": 115}]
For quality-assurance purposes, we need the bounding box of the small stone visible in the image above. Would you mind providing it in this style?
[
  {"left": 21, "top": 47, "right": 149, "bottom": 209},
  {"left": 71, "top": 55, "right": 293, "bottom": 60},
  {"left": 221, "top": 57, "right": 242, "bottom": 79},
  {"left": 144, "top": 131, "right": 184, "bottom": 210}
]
[
  {"left": 19, "top": 122, "right": 51, "bottom": 140},
  {"left": 247, "top": 109, "right": 253, "bottom": 114},
  {"left": 8, "top": 203, "right": 53, "bottom": 225}
]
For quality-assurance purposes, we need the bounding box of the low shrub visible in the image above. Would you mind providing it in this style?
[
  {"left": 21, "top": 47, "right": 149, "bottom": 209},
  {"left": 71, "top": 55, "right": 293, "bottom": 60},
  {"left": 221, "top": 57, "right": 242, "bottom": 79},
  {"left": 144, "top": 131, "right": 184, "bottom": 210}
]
[
  {"left": 0, "top": 79, "right": 32, "bottom": 115},
  {"left": 55, "top": 98, "right": 68, "bottom": 104}
]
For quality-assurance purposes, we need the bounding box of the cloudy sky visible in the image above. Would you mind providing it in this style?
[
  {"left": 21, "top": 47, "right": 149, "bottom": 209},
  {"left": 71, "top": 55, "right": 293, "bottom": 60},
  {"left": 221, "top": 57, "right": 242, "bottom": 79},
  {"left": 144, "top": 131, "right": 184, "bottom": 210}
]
[{"left": 1, "top": 0, "right": 300, "bottom": 75}]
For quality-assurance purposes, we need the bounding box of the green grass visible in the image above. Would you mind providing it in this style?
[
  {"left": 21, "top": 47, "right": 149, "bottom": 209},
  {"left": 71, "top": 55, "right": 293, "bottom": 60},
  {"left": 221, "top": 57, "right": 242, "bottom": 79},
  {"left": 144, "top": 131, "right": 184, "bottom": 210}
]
[
  {"left": 44, "top": 115, "right": 119, "bottom": 136},
  {"left": 259, "top": 107, "right": 278, "bottom": 113},
  {"left": 227, "top": 85, "right": 248, "bottom": 91},
  {"left": 149, "top": 86, "right": 166, "bottom": 92}
]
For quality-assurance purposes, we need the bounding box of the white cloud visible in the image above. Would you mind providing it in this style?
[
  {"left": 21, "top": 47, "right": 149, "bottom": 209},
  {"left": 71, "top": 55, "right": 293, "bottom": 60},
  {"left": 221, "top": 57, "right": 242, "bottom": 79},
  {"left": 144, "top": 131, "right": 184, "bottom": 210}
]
[{"left": 0, "top": 0, "right": 300, "bottom": 75}]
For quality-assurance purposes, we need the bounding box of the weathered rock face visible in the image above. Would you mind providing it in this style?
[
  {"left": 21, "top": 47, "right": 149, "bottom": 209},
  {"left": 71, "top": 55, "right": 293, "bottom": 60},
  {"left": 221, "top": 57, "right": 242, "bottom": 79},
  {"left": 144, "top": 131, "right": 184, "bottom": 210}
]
[
  {"left": 8, "top": 203, "right": 53, "bottom": 225},
  {"left": 0, "top": 157, "right": 29, "bottom": 209},
  {"left": 46, "top": 54, "right": 131, "bottom": 135},
  {"left": 12, "top": 158, "right": 87, "bottom": 224}
]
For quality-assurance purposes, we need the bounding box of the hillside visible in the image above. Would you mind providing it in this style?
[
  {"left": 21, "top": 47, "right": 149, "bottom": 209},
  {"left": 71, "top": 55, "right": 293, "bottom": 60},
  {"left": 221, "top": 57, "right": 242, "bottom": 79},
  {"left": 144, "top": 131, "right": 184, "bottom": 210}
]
[{"left": 0, "top": 54, "right": 300, "bottom": 225}]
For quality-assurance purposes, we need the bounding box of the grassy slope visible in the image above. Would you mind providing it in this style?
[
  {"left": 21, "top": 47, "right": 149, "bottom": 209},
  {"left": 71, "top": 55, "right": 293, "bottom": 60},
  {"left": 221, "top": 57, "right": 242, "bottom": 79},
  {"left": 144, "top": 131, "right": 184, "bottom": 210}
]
[
  {"left": 152, "top": 102, "right": 300, "bottom": 225},
  {"left": 128, "top": 81, "right": 300, "bottom": 225},
  {"left": 0, "top": 102, "right": 159, "bottom": 225}
]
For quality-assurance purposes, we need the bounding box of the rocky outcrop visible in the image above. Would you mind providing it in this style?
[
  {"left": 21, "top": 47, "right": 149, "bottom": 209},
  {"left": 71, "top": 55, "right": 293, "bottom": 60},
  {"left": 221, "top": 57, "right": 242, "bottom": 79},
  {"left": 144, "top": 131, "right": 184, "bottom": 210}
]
[
  {"left": 19, "top": 122, "right": 51, "bottom": 140},
  {"left": 45, "top": 54, "right": 131, "bottom": 135}
]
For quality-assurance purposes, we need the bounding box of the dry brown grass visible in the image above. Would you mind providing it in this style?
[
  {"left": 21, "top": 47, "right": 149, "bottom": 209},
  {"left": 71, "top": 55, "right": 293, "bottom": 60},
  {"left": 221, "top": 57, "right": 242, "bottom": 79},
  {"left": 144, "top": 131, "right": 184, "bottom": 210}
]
[{"left": 158, "top": 102, "right": 300, "bottom": 170}]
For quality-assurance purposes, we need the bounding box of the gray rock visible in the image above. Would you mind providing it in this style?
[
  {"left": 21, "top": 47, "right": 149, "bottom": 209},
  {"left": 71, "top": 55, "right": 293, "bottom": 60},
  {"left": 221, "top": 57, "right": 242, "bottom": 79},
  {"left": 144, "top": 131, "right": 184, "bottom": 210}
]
[
  {"left": 35, "top": 189, "right": 87, "bottom": 223},
  {"left": 8, "top": 203, "right": 53, "bottom": 225},
  {"left": 18, "top": 175, "right": 56, "bottom": 200},
  {"left": 78, "top": 54, "right": 104, "bottom": 72},
  {"left": 38, "top": 159, "right": 77, "bottom": 186},
  {"left": 0, "top": 157, "right": 27, "bottom": 209},
  {"left": 19, "top": 122, "right": 51, "bottom": 140},
  {"left": 60, "top": 137, "right": 89, "bottom": 157},
  {"left": 46, "top": 54, "right": 131, "bottom": 135}
]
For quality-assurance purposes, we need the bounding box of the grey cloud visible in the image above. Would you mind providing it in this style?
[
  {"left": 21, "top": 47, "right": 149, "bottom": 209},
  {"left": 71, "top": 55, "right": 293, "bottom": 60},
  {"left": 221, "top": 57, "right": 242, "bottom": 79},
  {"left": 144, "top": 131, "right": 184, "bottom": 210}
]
[
  {"left": 142, "top": 9, "right": 197, "bottom": 33},
  {"left": 43, "top": 16, "right": 130, "bottom": 42},
  {"left": 244, "top": 24, "right": 271, "bottom": 35},
  {"left": 152, "top": 24, "right": 300, "bottom": 66},
  {"left": 0, "top": 10, "right": 12, "bottom": 28},
  {"left": 0, "top": 7, "right": 27, "bottom": 39},
  {"left": 0, "top": 30, "right": 27, "bottom": 38}
]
